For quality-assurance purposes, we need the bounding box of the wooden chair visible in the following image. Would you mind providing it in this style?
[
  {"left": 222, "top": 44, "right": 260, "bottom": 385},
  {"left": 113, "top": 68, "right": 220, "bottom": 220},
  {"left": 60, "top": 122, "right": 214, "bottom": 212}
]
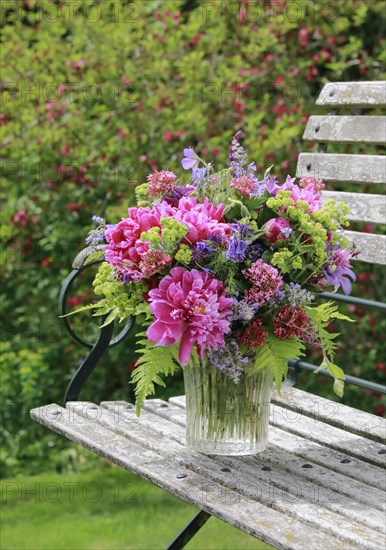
[{"left": 31, "top": 81, "right": 386, "bottom": 550}]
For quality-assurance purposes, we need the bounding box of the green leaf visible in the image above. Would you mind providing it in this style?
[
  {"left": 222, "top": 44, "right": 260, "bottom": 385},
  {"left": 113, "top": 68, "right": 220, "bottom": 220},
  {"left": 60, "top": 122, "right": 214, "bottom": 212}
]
[
  {"left": 131, "top": 332, "right": 180, "bottom": 415},
  {"left": 333, "top": 378, "right": 345, "bottom": 398},
  {"left": 99, "top": 309, "right": 118, "bottom": 327},
  {"left": 59, "top": 303, "right": 98, "bottom": 317},
  {"left": 306, "top": 302, "right": 354, "bottom": 359},
  {"left": 252, "top": 335, "right": 305, "bottom": 393},
  {"left": 314, "top": 352, "right": 345, "bottom": 398}
]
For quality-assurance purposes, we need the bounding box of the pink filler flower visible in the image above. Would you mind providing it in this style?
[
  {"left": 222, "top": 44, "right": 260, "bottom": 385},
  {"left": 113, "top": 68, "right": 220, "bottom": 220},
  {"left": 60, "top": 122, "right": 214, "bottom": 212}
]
[{"left": 147, "top": 267, "right": 233, "bottom": 365}]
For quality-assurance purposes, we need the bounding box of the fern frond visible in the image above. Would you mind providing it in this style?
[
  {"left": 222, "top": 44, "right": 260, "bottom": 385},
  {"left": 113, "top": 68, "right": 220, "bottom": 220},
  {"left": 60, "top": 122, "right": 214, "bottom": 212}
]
[
  {"left": 60, "top": 303, "right": 99, "bottom": 317},
  {"left": 307, "top": 301, "right": 354, "bottom": 324},
  {"left": 306, "top": 301, "right": 354, "bottom": 358},
  {"left": 132, "top": 331, "right": 180, "bottom": 415},
  {"left": 252, "top": 335, "right": 305, "bottom": 393}
]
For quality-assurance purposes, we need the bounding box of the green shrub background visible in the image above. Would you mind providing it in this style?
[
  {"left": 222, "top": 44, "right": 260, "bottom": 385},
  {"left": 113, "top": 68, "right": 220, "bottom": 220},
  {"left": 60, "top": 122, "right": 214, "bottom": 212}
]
[{"left": 1, "top": 0, "right": 385, "bottom": 477}]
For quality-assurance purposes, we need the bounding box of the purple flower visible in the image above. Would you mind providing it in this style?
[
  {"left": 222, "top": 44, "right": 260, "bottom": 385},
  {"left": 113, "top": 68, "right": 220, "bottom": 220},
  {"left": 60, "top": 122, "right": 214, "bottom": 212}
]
[
  {"left": 266, "top": 176, "right": 281, "bottom": 195},
  {"left": 231, "top": 299, "right": 255, "bottom": 323},
  {"left": 181, "top": 147, "right": 200, "bottom": 172},
  {"left": 208, "top": 339, "right": 250, "bottom": 383},
  {"left": 86, "top": 216, "right": 106, "bottom": 246},
  {"left": 247, "top": 244, "right": 264, "bottom": 261},
  {"left": 226, "top": 236, "right": 249, "bottom": 263},
  {"left": 286, "top": 282, "right": 313, "bottom": 307},
  {"left": 207, "top": 234, "right": 225, "bottom": 245},
  {"left": 228, "top": 131, "right": 242, "bottom": 162},
  {"left": 86, "top": 232, "right": 104, "bottom": 245},
  {"left": 163, "top": 185, "right": 195, "bottom": 207},
  {"left": 193, "top": 167, "right": 207, "bottom": 183},
  {"left": 192, "top": 241, "right": 213, "bottom": 262},
  {"left": 230, "top": 222, "right": 250, "bottom": 238},
  {"left": 322, "top": 248, "right": 356, "bottom": 295}
]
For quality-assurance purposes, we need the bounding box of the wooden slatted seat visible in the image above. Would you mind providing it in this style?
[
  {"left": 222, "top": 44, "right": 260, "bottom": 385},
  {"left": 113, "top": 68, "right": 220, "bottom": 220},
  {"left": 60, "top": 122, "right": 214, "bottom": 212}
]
[
  {"left": 30, "top": 395, "right": 386, "bottom": 550},
  {"left": 31, "top": 81, "right": 386, "bottom": 550}
]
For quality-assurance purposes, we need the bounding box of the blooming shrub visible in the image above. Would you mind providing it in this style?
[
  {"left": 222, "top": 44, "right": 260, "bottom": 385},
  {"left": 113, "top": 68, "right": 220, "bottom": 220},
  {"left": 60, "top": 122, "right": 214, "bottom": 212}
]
[{"left": 1, "top": 0, "right": 385, "bottom": 474}]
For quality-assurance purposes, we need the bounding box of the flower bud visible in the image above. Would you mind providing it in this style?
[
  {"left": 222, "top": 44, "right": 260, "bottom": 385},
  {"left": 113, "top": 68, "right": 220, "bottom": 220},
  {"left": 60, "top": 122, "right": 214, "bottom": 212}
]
[{"left": 262, "top": 218, "right": 292, "bottom": 244}]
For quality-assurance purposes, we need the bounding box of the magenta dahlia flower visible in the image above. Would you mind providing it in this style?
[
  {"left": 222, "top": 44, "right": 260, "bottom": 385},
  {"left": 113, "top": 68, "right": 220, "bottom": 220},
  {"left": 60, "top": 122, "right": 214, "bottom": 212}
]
[
  {"left": 104, "top": 203, "right": 174, "bottom": 281},
  {"left": 147, "top": 267, "right": 233, "bottom": 365},
  {"left": 174, "top": 197, "right": 231, "bottom": 244}
]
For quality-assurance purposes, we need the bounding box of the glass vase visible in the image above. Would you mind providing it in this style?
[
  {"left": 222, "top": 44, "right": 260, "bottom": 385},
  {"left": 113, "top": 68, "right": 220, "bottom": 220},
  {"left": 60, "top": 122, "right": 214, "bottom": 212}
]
[{"left": 183, "top": 355, "right": 273, "bottom": 455}]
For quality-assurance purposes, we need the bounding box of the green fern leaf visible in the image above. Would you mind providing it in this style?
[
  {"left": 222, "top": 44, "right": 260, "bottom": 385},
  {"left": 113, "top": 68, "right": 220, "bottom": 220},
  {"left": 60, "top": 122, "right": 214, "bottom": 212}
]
[
  {"left": 307, "top": 301, "right": 354, "bottom": 324},
  {"left": 59, "top": 303, "right": 98, "bottom": 317},
  {"left": 131, "top": 332, "right": 180, "bottom": 415},
  {"left": 306, "top": 301, "right": 354, "bottom": 358},
  {"left": 253, "top": 335, "right": 305, "bottom": 393}
]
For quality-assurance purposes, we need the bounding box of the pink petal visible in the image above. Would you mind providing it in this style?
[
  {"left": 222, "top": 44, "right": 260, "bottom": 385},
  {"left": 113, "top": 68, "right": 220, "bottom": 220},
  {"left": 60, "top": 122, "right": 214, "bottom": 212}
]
[
  {"left": 150, "top": 301, "right": 182, "bottom": 323},
  {"left": 147, "top": 320, "right": 167, "bottom": 343},
  {"left": 196, "top": 342, "right": 205, "bottom": 360},
  {"left": 178, "top": 330, "right": 194, "bottom": 365},
  {"left": 147, "top": 321, "right": 180, "bottom": 345}
]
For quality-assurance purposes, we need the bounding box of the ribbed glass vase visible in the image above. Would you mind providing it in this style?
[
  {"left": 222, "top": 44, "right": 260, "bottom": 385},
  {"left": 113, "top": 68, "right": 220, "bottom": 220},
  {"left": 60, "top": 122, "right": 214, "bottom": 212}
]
[{"left": 183, "top": 355, "right": 273, "bottom": 455}]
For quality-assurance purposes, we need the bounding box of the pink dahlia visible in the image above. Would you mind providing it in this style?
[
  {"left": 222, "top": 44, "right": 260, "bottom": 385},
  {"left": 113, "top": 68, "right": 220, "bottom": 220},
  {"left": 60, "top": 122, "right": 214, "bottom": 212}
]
[
  {"left": 174, "top": 197, "right": 231, "bottom": 244},
  {"left": 147, "top": 267, "right": 233, "bottom": 365},
  {"left": 104, "top": 203, "right": 174, "bottom": 281},
  {"left": 147, "top": 170, "right": 177, "bottom": 196}
]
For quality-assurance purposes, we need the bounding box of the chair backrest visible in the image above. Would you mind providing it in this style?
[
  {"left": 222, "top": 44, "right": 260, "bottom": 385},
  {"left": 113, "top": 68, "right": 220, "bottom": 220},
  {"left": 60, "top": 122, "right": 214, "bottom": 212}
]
[{"left": 296, "top": 81, "right": 386, "bottom": 265}]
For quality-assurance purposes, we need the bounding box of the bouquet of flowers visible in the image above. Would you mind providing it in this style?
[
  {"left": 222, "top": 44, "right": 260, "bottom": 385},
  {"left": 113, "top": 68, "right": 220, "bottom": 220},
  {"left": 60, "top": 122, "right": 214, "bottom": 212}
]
[{"left": 78, "top": 133, "right": 356, "bottom": 415}]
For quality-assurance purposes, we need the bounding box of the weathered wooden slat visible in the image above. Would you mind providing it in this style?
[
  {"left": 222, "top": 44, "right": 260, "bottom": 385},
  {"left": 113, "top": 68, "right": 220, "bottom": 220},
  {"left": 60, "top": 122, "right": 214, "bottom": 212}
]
[
  {"left": 271, "top": 387, "right": 386, "bottom": 444},
  {"left": 29, "top": 403, "right": 350, "bottom": 550},
  {"left": 320, "top": 190, "right": 386, "bottom": 224},
  {"left": 296, "top": 153, "right": 386, "bottom": 184},
  {"left": 94, "top": 400, "right": 385, "bottom": 544},
  {"left": 346, "top": 231, "right": 386, "bottom": 265},
  {"left": 269, "top": 407, "right": 385, "bottom": 468},
  {"left": 303, "top": 116, "right": 386, "bottom": 144},
  {"left": 140, "top": 401, "right": 386, "bottom": 521},
  {"left": 167, "top": 396, "right": 385, "bottom": 491},
  {"left": 316, "top": 81, "right": 386, "bottom": 107}
]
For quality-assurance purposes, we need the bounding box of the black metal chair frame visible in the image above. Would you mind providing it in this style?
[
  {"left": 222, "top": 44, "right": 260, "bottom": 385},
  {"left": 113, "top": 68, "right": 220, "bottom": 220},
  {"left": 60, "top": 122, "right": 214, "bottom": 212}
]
[{"left": 59, "top": 246, "right": 386, "bottom": 550}]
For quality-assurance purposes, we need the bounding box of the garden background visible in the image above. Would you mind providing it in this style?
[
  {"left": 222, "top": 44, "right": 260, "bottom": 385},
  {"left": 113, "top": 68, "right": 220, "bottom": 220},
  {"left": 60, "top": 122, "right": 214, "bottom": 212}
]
[{"left": 1, "top": 1, "right": 385, "bottom": 548}]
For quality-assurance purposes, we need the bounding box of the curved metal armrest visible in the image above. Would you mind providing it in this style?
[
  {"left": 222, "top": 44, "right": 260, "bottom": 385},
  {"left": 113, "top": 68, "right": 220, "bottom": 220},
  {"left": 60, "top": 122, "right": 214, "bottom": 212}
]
[{"left": 59, "top": 247, "right": 134, "bottom": 404}]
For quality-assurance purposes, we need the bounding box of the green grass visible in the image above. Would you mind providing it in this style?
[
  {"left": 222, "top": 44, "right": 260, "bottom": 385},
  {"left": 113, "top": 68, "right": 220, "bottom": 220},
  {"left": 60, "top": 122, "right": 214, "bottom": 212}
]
[{"left": 1, "top": 466, "right": 273, "bottom": 550}]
